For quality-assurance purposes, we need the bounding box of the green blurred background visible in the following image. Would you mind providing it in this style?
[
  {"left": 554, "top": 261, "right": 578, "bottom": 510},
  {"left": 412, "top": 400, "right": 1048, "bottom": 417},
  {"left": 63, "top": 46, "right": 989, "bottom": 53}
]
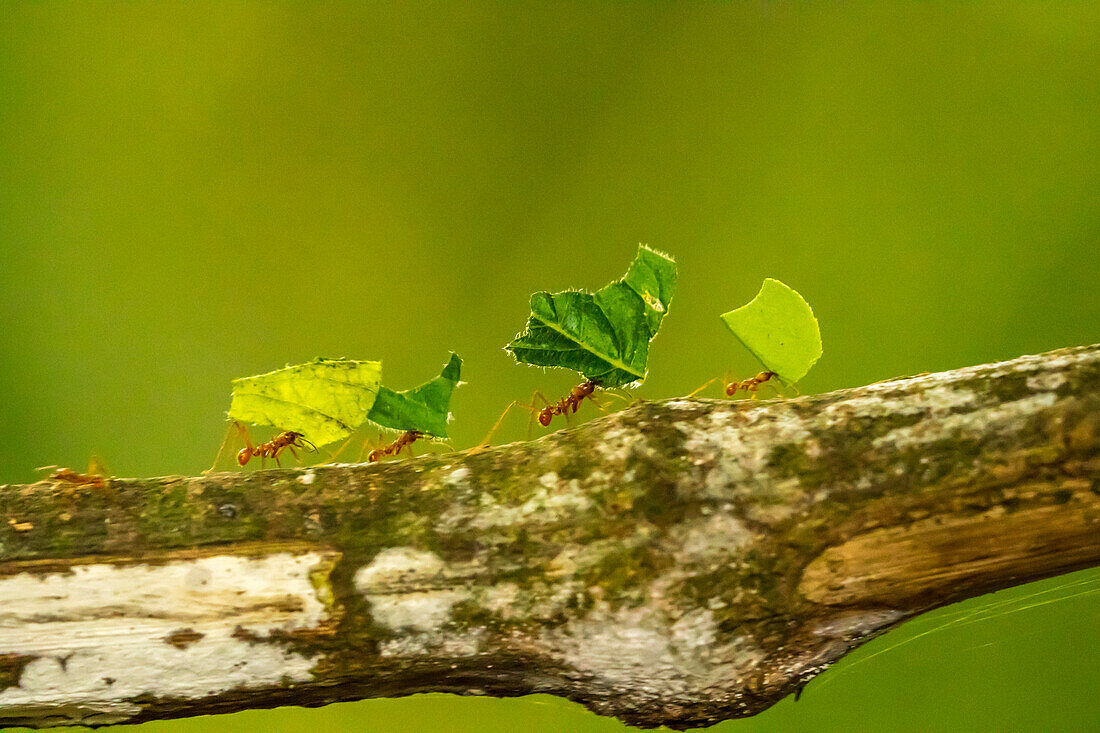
[{"left": 1, "top": 2, "right": 1098, "bottom": 731}]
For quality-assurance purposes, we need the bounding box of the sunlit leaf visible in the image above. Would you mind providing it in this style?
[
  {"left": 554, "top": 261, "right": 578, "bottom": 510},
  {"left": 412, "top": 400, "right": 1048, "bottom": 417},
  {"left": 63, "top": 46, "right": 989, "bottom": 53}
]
[
  {"left": 229, "top": 358, "right": 382, "bottom": 447},
  {"left": 365, "top": 353, "right": 462, "bottom": 438},
  {"left": 505, "top": 245, "right": 677, "bottom": 388},
  {"left": 720, "top": 278, "right": 822, "bottom": 384}
]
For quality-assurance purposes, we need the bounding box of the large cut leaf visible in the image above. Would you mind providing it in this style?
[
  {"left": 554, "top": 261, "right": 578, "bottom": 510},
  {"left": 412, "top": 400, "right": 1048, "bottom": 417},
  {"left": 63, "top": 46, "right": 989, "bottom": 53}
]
[
  {"left": 230, "top": 358, "right": 382, "bottom": 446},
  {"left": 365, "top": 353, "right": 462, "bottom": 438},
  {"left": 506, "top": 245, "right": 677, "bottom": 388},
  {"left": 721, "top": 278, "right": 822, "bottom": 384}
]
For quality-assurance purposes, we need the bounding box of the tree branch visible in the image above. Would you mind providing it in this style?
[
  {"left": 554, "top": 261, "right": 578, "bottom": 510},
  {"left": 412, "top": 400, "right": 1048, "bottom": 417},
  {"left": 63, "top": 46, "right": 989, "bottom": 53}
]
[{"left": 1, "top": 345, "right": 1098, "bottom": 729}]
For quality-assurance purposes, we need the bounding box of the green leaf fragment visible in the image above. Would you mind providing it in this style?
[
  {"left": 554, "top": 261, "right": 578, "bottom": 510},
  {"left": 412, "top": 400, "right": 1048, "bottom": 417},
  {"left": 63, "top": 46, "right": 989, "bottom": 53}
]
[
  {"left": 365, "top": 352, "right": 462, "bottom": 438},
  {"left": 506, "top": 245, "right": 677, "bottom": 388},
  {"left": 229, "top": 358, "right": 382, "bottom": 447},
  {"left": 721, "top": 278, "right": 822, "bottom": 384}
]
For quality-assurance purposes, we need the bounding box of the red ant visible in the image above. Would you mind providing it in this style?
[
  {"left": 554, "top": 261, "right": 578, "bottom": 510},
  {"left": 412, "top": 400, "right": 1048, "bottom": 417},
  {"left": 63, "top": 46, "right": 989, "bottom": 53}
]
[
  {"left": 367, "top": 430, "right": 424, "bottom": 462},
  {"left": 725, "top": 370, "right": 778, "bottom": 396},
  {"left": 206, "top": 422, "right": 314, "bottom": 472},
  {"left": 687, "top": 370, "right": 789, "bottom": 400},
  {"left": 48, "top": 468, "right": 105, "bottom": 487},
  {"left": 38, "top": 456, "right": 111, "bottom": 489},
  {"left": 478, "top": 379, "right": 611, "bottom": 448},
  {"left": 535, "top": 379, "right": 600, "bottom": 427},
  {"left": 229, "top": 422, "right": 317, "bottom": 468},
  {"left": 41, "top": 467, "right": 106, "bottom": 489}
]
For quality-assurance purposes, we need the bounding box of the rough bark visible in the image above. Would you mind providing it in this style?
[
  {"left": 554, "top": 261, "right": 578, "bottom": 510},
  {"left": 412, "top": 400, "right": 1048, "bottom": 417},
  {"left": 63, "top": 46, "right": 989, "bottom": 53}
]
[{"left": 1, "top": 344, "right": 1098, "bottom": 729}]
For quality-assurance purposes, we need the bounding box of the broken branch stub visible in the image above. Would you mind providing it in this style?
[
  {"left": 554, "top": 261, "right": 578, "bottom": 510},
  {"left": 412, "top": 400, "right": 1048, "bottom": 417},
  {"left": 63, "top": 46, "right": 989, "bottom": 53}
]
[{"left": 1, "top": 344, "right": 1098, "bottom": 729}]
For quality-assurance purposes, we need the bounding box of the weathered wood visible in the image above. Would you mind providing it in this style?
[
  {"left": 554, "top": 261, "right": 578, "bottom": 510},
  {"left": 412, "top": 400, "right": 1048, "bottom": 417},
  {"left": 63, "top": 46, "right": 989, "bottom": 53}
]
[{"left": 1, "top": 344, "right": 1098, "bottom": 729}]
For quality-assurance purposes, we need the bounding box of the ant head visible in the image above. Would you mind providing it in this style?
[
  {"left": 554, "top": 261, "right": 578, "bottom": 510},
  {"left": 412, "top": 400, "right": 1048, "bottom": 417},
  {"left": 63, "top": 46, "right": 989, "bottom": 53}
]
[
  {"left": 236, "top": 448, "right": 251, "bottom": 466},
  {"left": 367, "top": 449, "right": 382, "bottom": 463},
  {"left": 538, "top": 410, "right": 553, "bottom": 427},
  {"left": 288, "top": 432, "right": 316, "bottom": 451},
  {"left": 725, "top": 383, "right": 737, "bottom": 396}
]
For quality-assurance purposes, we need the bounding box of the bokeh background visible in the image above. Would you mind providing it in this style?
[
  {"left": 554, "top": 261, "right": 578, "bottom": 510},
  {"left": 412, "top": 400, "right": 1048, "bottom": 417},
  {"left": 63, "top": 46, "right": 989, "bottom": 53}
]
[{"left": 2, "top": 3, "right": 1098, "bottom": 731}]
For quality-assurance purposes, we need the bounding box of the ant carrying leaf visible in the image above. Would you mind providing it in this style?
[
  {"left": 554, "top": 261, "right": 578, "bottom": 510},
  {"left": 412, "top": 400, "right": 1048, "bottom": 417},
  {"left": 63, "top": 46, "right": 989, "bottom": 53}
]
[
  {"left": 694, "top": 278, "right": 822, "bottom": 400},
  {"left": 358, "top": 353, "right": 462, "bottom": 462},
  {"left": 208, "top": 357, "right": 382, "bottom": 472},
  {"left": 484, "top": 245, "right": 677, "bottom": 444},
  {"left": 210, "top": 353, "right": 462, "bottom": 470}
]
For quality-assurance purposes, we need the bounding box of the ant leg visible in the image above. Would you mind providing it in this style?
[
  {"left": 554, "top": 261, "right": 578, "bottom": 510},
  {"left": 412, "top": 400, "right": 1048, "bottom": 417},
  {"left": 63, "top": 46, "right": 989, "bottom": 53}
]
[
  {"left": 588, "top": 393, "right": 610, "bottom": 414},
  {"left": 239, "top": 423, "right": 260, "bottom": 466},
  {"left": 319, "top": 434, "right": 356, "bottom": 465},
  {"left": 685, "top": 377, "right": 719, "bottom": 399},
  {"left": 479, "top": 400, "right": 528, "bottom": 448},
  {"left": 759, "top": 380, "right": 783, "bottom": 399},
  {"left": 206, "top": 421, "right": 244, "bottom": 474},
  {"left": 478, "top": 396, "right": 543, "bottom": 449},
  {"left": 237, "top": 422, "right": 255, "bottom": 452},
  {"left": 604, "top": 387, "right": 634, "bottom": 405}
]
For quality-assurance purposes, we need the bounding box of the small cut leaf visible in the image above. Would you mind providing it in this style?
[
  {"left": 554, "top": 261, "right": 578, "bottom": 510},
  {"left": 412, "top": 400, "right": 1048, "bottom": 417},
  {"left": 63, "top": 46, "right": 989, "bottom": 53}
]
[
  {"left": 229, "top": 358, "right": 383, "bottom": 447},
  {"left": 505, "top": 245, "right": 677, "bottom": 388},
  {"left": 365, "top": 353, "right": 462, "bottom": 438},
  {"left": 720, "top": 278, "right": 822, "bottom": 384}
]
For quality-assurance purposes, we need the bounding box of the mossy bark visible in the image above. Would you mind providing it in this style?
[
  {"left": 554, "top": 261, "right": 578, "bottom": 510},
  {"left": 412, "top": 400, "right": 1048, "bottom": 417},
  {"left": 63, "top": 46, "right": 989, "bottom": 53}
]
[{"left": 1, "top": 345, "right": 1098, "bottom": 729}]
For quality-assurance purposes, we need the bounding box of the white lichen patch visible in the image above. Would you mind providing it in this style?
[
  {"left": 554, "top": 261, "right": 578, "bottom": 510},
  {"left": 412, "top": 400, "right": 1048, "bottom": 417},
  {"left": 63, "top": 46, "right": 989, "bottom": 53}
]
[
  {"left": 666, "top": 514, "right": 753, "bottom": 565},
  {"left": 377, "top": 628, "right": 485, "bottom": 659},
  {"left": 444, "top": 467, "right": 470, "bottom": 488},
  {"left": 863, "top": 347, "right": 1096, "bottom": 396},
  {"left": 0, "top": 551, "right": 336, "bottom": 709},
  {"left": 355, "top": 547, "right": 469, "bottom": 633},
  {"left": 823, "top": 387, "right": 977, "bottom": 429},
  {"left": 366, "top": 590, "right": 469, "bottom": 632},
  {"left": 680, "top": 408, "right": 811, "bottom": 503},
  {"left": 450, "top": 479, "right": 593, "bottom": 531},
  {"left": 298, "top": 470, "right": 316, "bottom": 485},
  {"left": 354, "top": 547, "right": 445, "bottom": 591},
  {"left": 595, "top": 425, "right": 636, "bottom": 463},
  {"left": 1027, "top": 371, "right": 1067, "bottom": 392},
  {"left": 481, "top": 582, "right": 521, "bottom": 619},
  {"left": 664, "top": 400, "right": 704, "bottom": 411},
  {"left": 876, "top": 392, "right": 1057, "bottom": 451},
  {"left": 543, "top": 606, "right": 764, "bottom": 700}
]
